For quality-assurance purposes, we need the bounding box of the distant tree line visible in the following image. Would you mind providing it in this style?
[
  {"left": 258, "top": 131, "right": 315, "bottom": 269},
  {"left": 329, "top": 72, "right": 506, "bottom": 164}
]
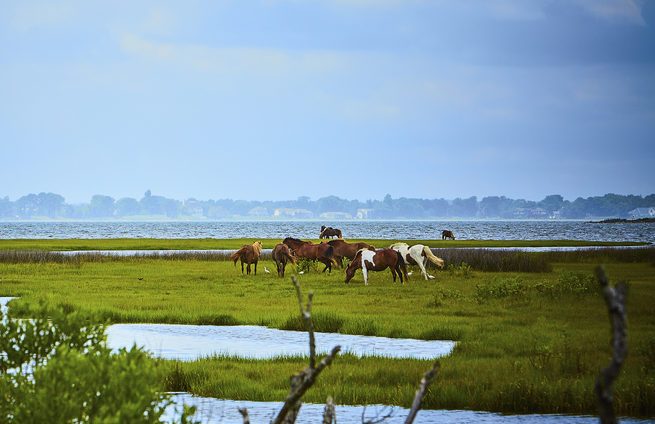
[{"left": 0, "top": 191, "right": 653, "bottom": 220}]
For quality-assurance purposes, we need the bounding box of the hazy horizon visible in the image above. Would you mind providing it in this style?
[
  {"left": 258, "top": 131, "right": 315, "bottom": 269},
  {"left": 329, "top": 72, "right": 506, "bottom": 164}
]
[{"left": 2, "top": 1, "right": 654, "bottom": 203}]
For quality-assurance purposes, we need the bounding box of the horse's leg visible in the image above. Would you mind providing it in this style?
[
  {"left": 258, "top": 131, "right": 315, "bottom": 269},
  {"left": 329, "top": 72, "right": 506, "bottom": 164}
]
[
  {"left": 241, "top": 260, "right": 244, "bottom": 274},
  {"left": 397, "top": 263, "right": 404, "bottom": 284},
  {"left": 254, "top": 260, "right": 258, "bottom": 275},
  {"left": 416, "top": 254, "right": 429, "bottom": 280},
  {"left": 391, "top": 266, "right": 397, "bottom": 282}
]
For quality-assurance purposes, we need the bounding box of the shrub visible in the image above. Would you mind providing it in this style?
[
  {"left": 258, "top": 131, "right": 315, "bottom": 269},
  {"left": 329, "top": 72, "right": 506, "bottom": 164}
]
[
  {"left": 534, "top": 271, "right": 597, "bottom": 298},
  {"left": 0, "top": 302, "right": 195, "bottom": 423},
  {"left": 475, "top": 277, "right": 527, "bottom": 303}
]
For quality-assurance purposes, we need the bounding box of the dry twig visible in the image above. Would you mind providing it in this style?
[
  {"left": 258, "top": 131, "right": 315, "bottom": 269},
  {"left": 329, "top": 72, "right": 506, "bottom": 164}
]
[
  {"left": 594, "top": 266, "right": 628, "bottom": 424},
  {"left": 404, "top": 361, "right": 440, "bottom": 424},
  {"left": 271, "top": 277, "right": 341, "bottom": 424}
]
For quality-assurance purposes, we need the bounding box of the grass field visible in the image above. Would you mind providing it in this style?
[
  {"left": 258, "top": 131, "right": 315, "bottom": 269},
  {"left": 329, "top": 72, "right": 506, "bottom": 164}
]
[
  {"left": 0, "top": 237, "right": 646, "bottom": 251},
  {"left": 1, "top": 249, "right": 653, "bottom": 416}
]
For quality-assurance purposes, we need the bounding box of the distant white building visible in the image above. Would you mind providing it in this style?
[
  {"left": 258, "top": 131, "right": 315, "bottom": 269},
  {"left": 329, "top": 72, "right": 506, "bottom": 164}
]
[
  {"left": 356, "top": 208, "right": 374, "bottom": 219},
  {"left": 319, "top": 212, "right": 352, "bottom": 220},
  {"left": 629, "top": 207, "right": 655, "bottom": 218},
  {"left": 273, "top": 208, "right": 313, "bottom": 219}
]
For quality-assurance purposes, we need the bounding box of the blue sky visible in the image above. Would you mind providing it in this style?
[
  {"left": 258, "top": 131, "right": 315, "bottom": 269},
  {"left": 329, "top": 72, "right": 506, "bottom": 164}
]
[{"left": 1, "top": 0, "right": 654, "bottom": 203}]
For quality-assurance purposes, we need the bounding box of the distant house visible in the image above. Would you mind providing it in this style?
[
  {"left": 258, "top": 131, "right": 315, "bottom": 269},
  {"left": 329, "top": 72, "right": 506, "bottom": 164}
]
[
  {"left": 319, "top": 212, "right": 352, "bottom": 220},
  {"left": 273, "top": 208, "right": 314, "bottom": 219},
  {"left": 356, "top": 208, "right": 374, "bottom": 219},
  {"left": 629, "top": 207, "right": 655, "bottom": 218},
  {"left": 512, "top": 207, "right": 548, "bottom": 219}
]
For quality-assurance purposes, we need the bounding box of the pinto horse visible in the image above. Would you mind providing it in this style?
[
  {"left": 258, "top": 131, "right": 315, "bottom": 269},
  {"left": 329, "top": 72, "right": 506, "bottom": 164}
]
[
  {"left": 230, "top": 241, "right": 263, "bottom": 275},
  {"left": 442, "top": 230, "right": 455, "bottom": 240},
  {"left": 345, "top": 248, "right": 408, "bottom": 285},
  {"left": 328, "top": 239, "right": 375, "bottom": 267},
  {"left": 282, "top": 237, "right": 336, "bottom": 273},
  {"left": 390, "top": 242, "right": 445, "bottom": 280},
  {"left": 320, "top": 225, "right": 343, "bottom": 239},
  {"left": 272, "top": 243, "right": 296, "bottom": 277}
]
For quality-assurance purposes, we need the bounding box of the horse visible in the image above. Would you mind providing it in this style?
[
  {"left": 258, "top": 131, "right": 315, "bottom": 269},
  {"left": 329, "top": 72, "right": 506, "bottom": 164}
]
[
  {"left": 345, "top": 248, "right": 408, "bottom": 285},
  {"left": 320, "top": 225, "right": 343, "bottom": 239},
  {"left": 272, "top": 243, "right": 296, "bottom": 277},
  {"left": 230, "top": 241, "right": 263, "bottom": 275},
  {"left": 282, "top": 237, "right": 336, "bottom": 273},
  {"left": 442, "top": 230, "right": 455, "bottom": 240},
  {"left": 390, "top": 242, "right": 445, "bottom": 280},
  {"left": 328, "top": 239, "right": 375, "bottom": 268}
]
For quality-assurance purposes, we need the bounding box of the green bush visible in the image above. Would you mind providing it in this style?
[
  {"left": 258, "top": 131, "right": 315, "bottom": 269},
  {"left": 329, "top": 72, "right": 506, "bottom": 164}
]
[
  {"left": 475, "top": 277, "right": 527, "bottom": 303},
  {"left": 0, "top": 301, "right": 195, "bottom": 423},
  {"left": 534, "top": 271, "right": 598, "bottom": 298}
]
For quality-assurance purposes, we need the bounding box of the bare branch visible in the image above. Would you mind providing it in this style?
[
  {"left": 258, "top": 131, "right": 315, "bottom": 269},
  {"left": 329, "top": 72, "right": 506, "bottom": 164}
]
[
  {"left": 594, "top": 266, "right": 628, "bottom": 424},
  {"left": 322, "top": 396, "right": 336, "bottom": 424},
  {"left": 272, "top": 277, "right": 341, "bottom": 424},
  {"left": 404, "top": 361, "right": 440, "bottom": 424},
  {"left": 238, "top": 407, "right": 250, "bottom": 424}
]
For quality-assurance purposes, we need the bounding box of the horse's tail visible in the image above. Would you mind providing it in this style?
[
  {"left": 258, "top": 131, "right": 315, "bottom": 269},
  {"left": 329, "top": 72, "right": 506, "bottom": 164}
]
[
  {"left": 325, "top": 245, "right": 339, "bottom": 266},
  {"left": 396, "top": 250, "right": 409, "bottom": 281},
  {"left": 337, "top": 229, "right": 343, "bottom": 239},
  {"left": 423, "top": 246, "right": 445, "bottom": 268},
  {"left": 230, "top": 247, "right": 244, "bottom": 266}
]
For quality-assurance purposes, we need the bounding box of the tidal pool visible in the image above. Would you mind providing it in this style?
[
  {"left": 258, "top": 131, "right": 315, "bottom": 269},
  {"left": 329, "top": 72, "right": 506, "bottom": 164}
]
[
  {"left": 164, "top": 393, "right": 654, "bottom": 424},
  {"left": 106, "top": 323, "right": 455, "bottom": 360}
]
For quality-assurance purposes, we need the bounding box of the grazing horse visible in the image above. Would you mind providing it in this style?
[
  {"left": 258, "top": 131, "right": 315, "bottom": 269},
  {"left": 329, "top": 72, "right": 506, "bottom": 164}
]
[
  {"left": 328, "top": 239, "right": 375, "bottom": 267},
  {"left": 345, "top": 248, "right": 408, "bottom": 285},
  {"left": 282, "top": 237, "right": 336, "bottom": 273},
  {"left": 320, "top": 225, "right": 343, "bottom": 239},
  {"left": 230, "top": 241, "right": 263, "bottom": 275},
  {"left": 390, "top": 242, "right": 445, "bottom": 280},
  {"left": 272, "top": 243, "right": 296, "bottom": 277},
  {"left": 442, "top": 230, "right": 456, "bottom": 240}
]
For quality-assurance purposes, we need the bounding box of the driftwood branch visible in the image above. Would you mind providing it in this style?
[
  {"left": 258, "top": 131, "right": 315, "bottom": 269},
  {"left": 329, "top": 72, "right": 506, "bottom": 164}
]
[
  {"left": 322, "top": 396, "right": 336, "bottom": 424},
  {"left": 271, "top": 277, "right": 341, "bottom": 424},
  {"left": 238, "top": 407, "right": 250, "bottom": 424},
  {"left": 404, "top": 361, "right": 440, "bottom": 424},
  {"left": 594, "top": 266, "right": 628, "bottom": 424}
]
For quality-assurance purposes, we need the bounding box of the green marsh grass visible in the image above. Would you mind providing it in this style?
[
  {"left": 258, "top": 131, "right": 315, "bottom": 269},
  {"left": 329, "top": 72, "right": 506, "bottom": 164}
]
[{"left": 0, "top": 254, "right": 653, "bottom": 416}]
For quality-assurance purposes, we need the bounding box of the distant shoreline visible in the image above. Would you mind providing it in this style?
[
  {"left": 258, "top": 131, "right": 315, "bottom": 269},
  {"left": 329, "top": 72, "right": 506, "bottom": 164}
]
[{"left": 592, "top": 218, "right": 655, "bottom": 224}]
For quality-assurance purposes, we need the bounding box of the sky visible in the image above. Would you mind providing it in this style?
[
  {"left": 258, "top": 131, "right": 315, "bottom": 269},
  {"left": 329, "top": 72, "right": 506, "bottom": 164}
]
[{"left": 1, "top": 0, "right": 654, "bottom": 204}]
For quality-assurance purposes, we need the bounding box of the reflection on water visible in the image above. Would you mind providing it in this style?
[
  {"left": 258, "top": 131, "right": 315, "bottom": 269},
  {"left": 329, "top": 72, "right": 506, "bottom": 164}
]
[
  {"left": 106, "top": 323, "right": 455, "bottom": 360},
  {"left": 1, "top": 220, "right": 654, "bottom": 243},
  {"left": 164, "top": 393, "right": 655, "bottom": 424}
]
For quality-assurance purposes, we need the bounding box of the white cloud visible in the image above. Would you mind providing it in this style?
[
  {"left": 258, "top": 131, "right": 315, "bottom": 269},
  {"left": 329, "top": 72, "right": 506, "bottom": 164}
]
[
  {"left": 119, "top": 33, "right": 350, "bottom": 76},
  {"left": 573, "top": 0, "right": 645, "bottom": 25}
]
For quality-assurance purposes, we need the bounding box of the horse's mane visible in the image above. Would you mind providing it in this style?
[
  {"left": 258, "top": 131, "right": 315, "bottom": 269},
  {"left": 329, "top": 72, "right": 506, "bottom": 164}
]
[
  {"left": 252, "top": 241, "right": 263, "bottom": 255},
  {"left": 283, "top": 237, "right": 305, "bottom": 244},
  {"left": 389, "top": 242, "right": 409, "bottom": 249}
]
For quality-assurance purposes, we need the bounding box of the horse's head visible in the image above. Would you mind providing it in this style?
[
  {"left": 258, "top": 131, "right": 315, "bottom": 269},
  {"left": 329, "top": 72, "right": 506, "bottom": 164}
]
[{"left": 344, "top": 251, "right": 361, "bottom": 283}]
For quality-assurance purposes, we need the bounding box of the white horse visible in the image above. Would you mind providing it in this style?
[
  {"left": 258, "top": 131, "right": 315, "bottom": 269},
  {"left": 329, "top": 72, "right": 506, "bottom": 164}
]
[{"left": 389, "top": 242, "right": 444, "bottom": 280}]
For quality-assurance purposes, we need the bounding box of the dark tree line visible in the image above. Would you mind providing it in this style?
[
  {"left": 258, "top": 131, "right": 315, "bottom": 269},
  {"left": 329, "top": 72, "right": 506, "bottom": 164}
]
[{"left": 0, "top": 191, "right": 653, "bottom": 220}]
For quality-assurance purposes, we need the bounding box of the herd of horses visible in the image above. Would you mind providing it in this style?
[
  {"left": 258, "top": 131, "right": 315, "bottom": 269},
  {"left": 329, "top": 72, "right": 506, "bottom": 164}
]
[{"left": 230, "top": 226, "right": 457, "bottom": 284}]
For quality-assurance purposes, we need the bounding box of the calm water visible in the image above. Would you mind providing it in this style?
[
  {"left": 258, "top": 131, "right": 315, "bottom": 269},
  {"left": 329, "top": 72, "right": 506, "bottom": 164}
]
[
  {"left": 1, "top": 220, "right": 654, "bottom": 242},
  {"left": 165, "top": 394, "right": 654, "bottom": 424},
  {"left": 106, "top": 323, "right": 455, "bottom": 360}
]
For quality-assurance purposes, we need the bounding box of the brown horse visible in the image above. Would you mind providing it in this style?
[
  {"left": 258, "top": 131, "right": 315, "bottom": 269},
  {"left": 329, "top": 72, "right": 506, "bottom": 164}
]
[
  {"left": 282, "top": 237, "right": 335, "bottom": 273},
  {"left": 442, "top": 230, "right": 456, "bottom": 240},
  {"left": 328, "top": 239, "right": 375, "bottom": 267},
  {"left": 272, "top": 243, "right": 296, "bottom": 277},
  {"left": 345, "top": 248, "right": 408, "bottom": 285},
  {"left": 320, "top": 225, "right": 343, "bottom": 239},
  {"left": 230, "top": 241, "right": 263, "bottom": 275}
]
